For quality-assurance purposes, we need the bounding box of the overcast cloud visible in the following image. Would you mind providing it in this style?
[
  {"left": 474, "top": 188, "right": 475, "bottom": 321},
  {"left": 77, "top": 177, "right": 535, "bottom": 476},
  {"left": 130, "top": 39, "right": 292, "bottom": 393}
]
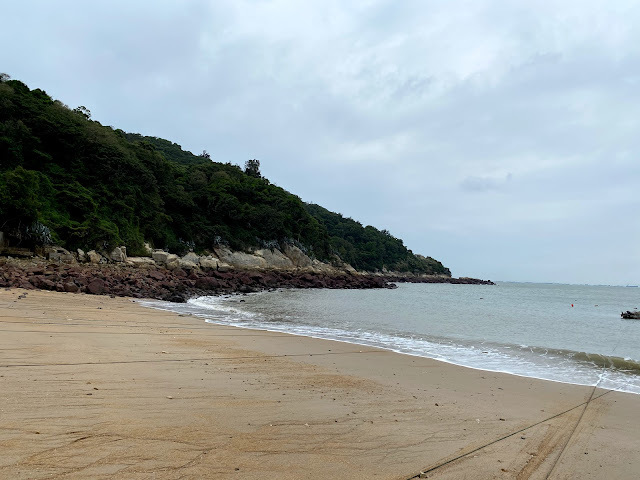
[{"left": 2, "top": 0, "right": 639, "bottom": 284}]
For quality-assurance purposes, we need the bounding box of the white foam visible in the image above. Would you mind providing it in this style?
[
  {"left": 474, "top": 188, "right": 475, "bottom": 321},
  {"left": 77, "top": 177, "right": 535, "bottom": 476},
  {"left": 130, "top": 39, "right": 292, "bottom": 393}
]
[{"left": 139, "top": 295, "right": 640, "bottom": 395}]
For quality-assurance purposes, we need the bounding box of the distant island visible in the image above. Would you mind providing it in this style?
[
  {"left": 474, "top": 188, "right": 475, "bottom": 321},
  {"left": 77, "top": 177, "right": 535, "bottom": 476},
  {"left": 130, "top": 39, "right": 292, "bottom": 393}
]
[{"left": 0, "top": 75, "right": 492, "bottom": 298}]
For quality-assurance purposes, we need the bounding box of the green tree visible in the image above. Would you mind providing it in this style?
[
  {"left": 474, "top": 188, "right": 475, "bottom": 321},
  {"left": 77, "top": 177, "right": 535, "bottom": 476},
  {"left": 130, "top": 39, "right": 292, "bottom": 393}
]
[
  {"left": 244, "top": 158, "right": 261, "bottom": 178},
  {"left": 0, "top": 166, "right": 41, "bottom": 242}
]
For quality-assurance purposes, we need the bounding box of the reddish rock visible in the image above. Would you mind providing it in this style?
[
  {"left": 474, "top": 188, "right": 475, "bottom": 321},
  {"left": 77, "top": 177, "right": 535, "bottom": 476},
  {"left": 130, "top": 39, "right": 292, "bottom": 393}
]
[
  {"left": 63, "top": 282, "right": 79, "bottom": 293},
  {"left": 87, "top": 278, "right": 105, "bottom": 295}
]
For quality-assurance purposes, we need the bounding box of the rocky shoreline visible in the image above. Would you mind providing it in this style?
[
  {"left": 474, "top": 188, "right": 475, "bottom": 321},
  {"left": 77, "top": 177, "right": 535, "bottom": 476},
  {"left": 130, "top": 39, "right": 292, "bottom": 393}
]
[{"left": 0, "top": 256, "right": 493, "bottom": 302}]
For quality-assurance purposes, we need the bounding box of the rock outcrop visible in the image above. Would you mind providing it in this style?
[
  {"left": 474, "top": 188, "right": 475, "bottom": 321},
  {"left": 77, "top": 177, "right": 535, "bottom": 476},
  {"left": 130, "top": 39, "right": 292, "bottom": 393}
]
[
  {"left": 214, "top": 246, "right": 268, "bottom": 269},
  {"left": 283, "top": 245, "right": 313, "bottom": 268},
  {"left": 255, "top": 248, "right": 294, "bottom": 269},
  {"left": 0, "top": 257, "right": 393, "bottom": 303}
]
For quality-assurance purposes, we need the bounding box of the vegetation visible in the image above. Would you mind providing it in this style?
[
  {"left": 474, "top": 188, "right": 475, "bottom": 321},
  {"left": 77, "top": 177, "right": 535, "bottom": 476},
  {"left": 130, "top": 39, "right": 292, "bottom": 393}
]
[
  {"left": 0, "top": 75, "right": 449, "bottom": 274},
  {"left": 305, "top": 204, "right": 449, "bottom": 274}
]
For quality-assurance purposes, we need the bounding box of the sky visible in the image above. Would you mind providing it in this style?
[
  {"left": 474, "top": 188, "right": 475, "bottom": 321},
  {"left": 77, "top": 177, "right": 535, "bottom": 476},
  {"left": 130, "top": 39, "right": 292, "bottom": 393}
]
[{"left": 2, "top": 0, "right": 640, "bottom": 285}]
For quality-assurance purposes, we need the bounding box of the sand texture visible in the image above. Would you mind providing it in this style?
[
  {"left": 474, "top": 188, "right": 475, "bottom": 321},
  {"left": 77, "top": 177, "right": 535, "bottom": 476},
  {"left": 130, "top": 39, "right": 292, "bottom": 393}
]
[{"left": 1, "top": 288, "right": 638, "bottom": 479}]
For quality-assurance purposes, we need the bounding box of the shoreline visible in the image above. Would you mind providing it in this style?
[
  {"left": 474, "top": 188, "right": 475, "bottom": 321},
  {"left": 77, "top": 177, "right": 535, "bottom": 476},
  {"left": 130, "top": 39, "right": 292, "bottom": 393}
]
[
  {"left": 0, "top": 256, "right": 493, "bottom": 304},
  {"left": 2, "top": 288, "right": 639, "bottom": 479},
  {"left": 144, "top": 292, "right": 640, "bottom": 397}
]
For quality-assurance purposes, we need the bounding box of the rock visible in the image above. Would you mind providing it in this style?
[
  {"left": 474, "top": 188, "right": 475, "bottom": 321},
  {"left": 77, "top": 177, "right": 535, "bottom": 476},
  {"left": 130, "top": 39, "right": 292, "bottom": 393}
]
[
  {"left": 77, "top": 249, "right": 87, "bottom": 262},
  {"left": 152, "top": 250, "right": 170, "bottom": 264},
  {"left": 621, "top": 310, "right": 640, "bottom": 319},
  {"left": 256, "top": 249, "right": 294, "bottom": 269},
  {"left": 63, "top": 282, "right": 79, "bottom": 293},
  {"left": 29, "top": 276, "right": 56, "bottom": 290},
  {"left": 199, "top": 255, "right": 219, "bottom": 270},
  {"left": 195, "top": 276, "right": 222, "bottom": 290},
  {"left": 178, "top": 259, "right": 198, "bottom": 271},
  {"left": 2, "top": 247, "right": 34, "bottom": 257},
  {"left": 143, "top": 242, "right": 153, "bottom": 255},
  {"left": 214, "top": 246, "right": 267, "bottom": 269},
  {"left": 127, "top": 257, "right": 156, "bottom": 266},
  {"left": 343, "top": 263, "right": 358, "bottom": 274},
  {"left": 165, "top": 254, "right": 180, "bottom": 270},
  {"left": 148, "top": 270, "right": 166, "bottom": 281},
  {"left": 310, "top": 259, "right": 337, "bottom": 274},
  {"left": 47, "top": 246, "right": 75, "bottom": 263},
  {"left": 283, "top": 245, "right": 312, "bottom": 268},
  {"left": 87, "top": 278, "right": 105, "bottom": 295},
  {"left": 178, "top": 252, "right": 200, "bottom": 271},
  {"left": 86, "top": 250, "right": 103, "bottom": 264},
  {"left": 109, "top": 246, "right": 127, "bottom": 263},
  {"left": 166, "top": 294, "right": 186, "bottom": 303},
  {"left": 182, "top": 252, "right": 200, "bottom": 265}
]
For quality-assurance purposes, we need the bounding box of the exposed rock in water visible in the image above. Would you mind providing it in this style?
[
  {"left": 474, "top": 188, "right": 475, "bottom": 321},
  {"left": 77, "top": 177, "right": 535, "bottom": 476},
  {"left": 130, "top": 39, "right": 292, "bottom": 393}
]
[{"left": 621, "top": 310, "right": 640, "bottom": 319}]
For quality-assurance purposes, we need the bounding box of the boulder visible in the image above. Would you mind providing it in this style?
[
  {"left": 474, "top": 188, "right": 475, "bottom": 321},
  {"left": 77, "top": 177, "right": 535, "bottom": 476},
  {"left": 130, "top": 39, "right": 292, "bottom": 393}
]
[
  {"left": 143, "top": 242, "right": 153, "bottom": 255},
  {"left": 310, "top": 259, "right": 337, "bottom": 274},
  {"left": 87, "top": 278, "right": 105, "bottom": 295},
  {"left": 343, "top": 263, "right": 358, "bottom": 274},
  {"left": 63, "top": 282, "right": 79, "bottom": 293},
  {"left": 178, "top": 258, "right": 198, "bottom": 271},
  {"left": 283, "top": 245, "right": 312, "bottom": 268},
  {"left": 47, "top": 246, "right": 75, "bottom": 263},
  {"left": 214, "top": 246, "right": 267, "bottom": 269},
  {"left": 110, "top": 246, "right": 127, "bottom": 263},
  {"left": 127, "top": 257, "right": 156, "bottom": 266},
  {"left": 86, "top": 250, "right": 103, "bottom": 264},
  {"left": 152, "top": 250, "right": 170, "bottom": 264},
  {"left": 199, "top": 255, "right": 219, "bottom": 270},
  {"left": 182, "top": 252, "right": 200, "bottom": 265},
  {"left": 77, "top": 248, "right": 87, "bottom": 262},
  {"left": 256, "top": 248, "right": 294, "bottom": 269},
  {"left": 165, "top": 254, "right": 180, "bottom": 270}
]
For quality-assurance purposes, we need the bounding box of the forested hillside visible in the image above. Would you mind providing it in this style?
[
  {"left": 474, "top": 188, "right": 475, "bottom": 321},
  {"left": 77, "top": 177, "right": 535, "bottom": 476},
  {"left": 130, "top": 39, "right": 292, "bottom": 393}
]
[{"left": 0, "top": 75, "right": 449, "bottom": 275}]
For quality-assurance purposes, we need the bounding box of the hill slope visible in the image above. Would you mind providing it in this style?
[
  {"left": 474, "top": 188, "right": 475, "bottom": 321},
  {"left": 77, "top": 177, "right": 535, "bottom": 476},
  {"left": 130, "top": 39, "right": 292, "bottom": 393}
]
[{"left": 0, "top": 76, "right": 449, "bottom": 275}]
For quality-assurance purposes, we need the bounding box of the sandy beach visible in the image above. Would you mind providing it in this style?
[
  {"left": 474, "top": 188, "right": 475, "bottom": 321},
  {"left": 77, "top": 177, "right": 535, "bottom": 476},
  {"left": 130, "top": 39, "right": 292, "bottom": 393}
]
[{"left": 1, "top": 289, "right": 638, "bottom": 479}]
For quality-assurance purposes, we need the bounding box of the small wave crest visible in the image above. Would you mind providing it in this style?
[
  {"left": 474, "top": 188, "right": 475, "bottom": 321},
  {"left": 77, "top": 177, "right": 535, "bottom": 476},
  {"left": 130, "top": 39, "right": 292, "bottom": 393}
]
[
  {"left": 140, "top": 294, "right": 640, "bottom": 395},
  {"left": 518, "top": 345, "right": 640, "bottom": 376}
]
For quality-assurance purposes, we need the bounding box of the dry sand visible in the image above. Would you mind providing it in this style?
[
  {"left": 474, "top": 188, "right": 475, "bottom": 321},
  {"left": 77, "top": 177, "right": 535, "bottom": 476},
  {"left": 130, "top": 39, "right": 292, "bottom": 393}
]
[{"left": 0, "top": 288, "right": 638, "bottom": 479}]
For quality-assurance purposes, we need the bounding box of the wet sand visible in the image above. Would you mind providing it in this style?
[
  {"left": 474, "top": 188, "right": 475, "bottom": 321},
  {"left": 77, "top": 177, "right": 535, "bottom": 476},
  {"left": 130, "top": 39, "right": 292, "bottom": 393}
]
[{"left": 1, "top": 288, "right": 639, "bottom": 479}]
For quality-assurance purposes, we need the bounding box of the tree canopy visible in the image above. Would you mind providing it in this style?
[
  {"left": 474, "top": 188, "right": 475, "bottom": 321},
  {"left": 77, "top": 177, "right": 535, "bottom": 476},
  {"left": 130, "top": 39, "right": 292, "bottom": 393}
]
[{"left": 0, "top": 76, "right": 448, "bottom": 275}]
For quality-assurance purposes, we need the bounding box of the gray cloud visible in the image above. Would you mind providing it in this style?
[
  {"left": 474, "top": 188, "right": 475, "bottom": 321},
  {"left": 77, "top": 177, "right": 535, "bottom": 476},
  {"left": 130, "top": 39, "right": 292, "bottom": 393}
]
[
  {"left": 461, "top": 173, "right": 513, "bottom": 192},
  {"left": 2, "top": 0, "right": 640, "bottom": 284}
]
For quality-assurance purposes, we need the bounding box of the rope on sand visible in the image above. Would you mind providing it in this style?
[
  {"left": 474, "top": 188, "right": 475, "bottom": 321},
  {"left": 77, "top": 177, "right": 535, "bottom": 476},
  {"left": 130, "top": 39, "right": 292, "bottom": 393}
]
[{"left": 405, "top": 388, "right": 614, "bottom": 479}]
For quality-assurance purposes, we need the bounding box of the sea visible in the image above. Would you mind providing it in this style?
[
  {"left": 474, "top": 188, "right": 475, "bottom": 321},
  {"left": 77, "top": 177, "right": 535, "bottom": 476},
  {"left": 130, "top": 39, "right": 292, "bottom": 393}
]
[{"left": 141, "top": 282, "right": 640, "bottom": 395}]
